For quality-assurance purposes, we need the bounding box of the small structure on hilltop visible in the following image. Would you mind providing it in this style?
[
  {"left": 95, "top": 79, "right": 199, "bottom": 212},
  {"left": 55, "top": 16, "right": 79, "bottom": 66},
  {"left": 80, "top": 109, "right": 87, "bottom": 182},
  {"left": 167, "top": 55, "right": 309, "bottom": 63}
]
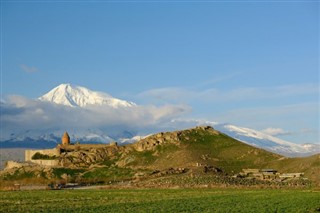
[
  {"left": 61, "top": 131, "right": 71, "bottom": 145},
  {"left": 24, "top": 132, "right": 71, "bottom": 165},
  {"left": 22, "top": 131, "right": 117, "bottom": 167}
]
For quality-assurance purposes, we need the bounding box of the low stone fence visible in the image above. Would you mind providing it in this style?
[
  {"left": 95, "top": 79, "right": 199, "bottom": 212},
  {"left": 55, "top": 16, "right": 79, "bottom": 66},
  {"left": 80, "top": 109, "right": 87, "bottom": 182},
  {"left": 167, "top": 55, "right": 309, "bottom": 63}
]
[{"left": 30, "top": 159, "right": 59, "bottom": 167}]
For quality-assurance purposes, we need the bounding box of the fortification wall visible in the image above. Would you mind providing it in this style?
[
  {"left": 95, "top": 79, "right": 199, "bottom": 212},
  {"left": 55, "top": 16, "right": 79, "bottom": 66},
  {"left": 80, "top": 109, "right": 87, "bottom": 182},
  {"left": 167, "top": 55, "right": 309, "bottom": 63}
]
[
  {"left": 30, "top": 159, "right": 59, "bottom": 167},
  {"left": 5, "top": 161, "right": 25, "bottom": 170},
  {"left": 25, "top": 148, "right": 60, "bottom": 161},
  {"left": 5, "top": 159, "right": 59, "bottom": 169}
]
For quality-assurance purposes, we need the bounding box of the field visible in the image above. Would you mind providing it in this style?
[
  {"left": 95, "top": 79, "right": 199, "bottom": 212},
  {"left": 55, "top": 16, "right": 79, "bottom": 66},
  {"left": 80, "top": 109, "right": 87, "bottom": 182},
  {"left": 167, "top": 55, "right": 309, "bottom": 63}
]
[{"left": 1, "top": 189, "right": 319, "bottom": 212}]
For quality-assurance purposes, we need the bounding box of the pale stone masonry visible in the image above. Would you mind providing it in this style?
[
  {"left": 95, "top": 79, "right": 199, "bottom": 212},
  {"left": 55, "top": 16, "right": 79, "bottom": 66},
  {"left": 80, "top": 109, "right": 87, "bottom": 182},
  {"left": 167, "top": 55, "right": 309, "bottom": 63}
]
[
  {"left": 24, "top": 132, "right": 69, "bottom": 167},
  {"left": 25, "top": 148, "right": 59, "bottom": 162}
]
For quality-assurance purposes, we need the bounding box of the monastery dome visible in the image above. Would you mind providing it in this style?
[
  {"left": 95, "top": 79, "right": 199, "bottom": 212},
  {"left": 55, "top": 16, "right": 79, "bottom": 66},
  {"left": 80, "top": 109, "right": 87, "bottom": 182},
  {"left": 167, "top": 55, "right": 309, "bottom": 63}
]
[{"left": 61, "top": 131, "right": 70, "bottom": 145}]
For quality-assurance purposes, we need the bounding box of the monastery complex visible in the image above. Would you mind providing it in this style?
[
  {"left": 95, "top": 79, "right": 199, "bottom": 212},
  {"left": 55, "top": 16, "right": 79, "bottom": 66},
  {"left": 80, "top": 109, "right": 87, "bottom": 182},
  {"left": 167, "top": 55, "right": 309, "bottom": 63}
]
[{"left": 24, "top": 132, "right": 116, "bottom": 167}]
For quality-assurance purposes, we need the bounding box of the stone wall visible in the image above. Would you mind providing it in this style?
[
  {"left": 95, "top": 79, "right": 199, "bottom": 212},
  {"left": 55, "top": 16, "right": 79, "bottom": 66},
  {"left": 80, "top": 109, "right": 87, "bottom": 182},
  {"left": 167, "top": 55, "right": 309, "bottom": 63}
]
[
  {"left": 30, "top": 159, "right": 59, "bottom": 167},
  {"left": 25, "top": 148, "right": 60, "bottom": 161},
  {"left": 5, "top": 159, "right": 59, "bottom": 169},
  {"left": 5, "top": 161, "right": 25, "bottom": 170}
]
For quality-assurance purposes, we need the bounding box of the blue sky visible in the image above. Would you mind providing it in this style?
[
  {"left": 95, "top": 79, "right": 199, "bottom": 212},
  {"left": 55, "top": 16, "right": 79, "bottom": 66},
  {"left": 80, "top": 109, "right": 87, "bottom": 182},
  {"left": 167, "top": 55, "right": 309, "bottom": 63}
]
[{"left": 1, "top": 1, "right": 319, "bottom": 144}]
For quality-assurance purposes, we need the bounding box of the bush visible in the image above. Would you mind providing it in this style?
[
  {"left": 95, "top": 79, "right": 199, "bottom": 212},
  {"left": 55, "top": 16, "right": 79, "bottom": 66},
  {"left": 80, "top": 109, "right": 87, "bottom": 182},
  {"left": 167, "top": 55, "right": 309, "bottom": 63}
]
[
  {"left": 31, "top": 152, "right": 57, "bottom": 160},
  {"left": 52, "top": 168, "right": 85, "bottom": 179}
]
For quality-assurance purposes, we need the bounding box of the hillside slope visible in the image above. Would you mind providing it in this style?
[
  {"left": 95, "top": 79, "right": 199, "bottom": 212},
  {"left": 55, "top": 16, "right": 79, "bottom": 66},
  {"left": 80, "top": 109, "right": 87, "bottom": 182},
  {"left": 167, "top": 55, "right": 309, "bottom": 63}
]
[
  {"left": 2, "top": 126, "right": 317, "bottom": 188},
  {"left": 112, "top": 126, "right": 317, "bottom": 186},
  {"left": 117, "top": 126, "right": 283, "bottom": 174},
  {"left": 268, "top": 154, "right": 320, "bottom": 184}
]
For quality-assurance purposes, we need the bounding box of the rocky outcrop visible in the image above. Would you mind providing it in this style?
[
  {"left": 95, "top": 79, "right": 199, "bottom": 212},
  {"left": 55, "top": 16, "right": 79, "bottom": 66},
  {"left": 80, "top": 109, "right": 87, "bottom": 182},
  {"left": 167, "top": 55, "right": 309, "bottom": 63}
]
[
  {"left": 151, "top": 168, "right": 189, "bottom": 177},
  {"left": 59, "top": 145, "right": 124, "bottom": 168},
  {"left": 133, "top": 132, "right": 181, "bottom": 151},
  {"left": 203, "top": 166, "right": 223, "bottom": 174},
  {"left": 133, "top": 126, "right": 219, "bottom": 151},
  {"left": 4, "top": 161, "right": 29, "bottom": 170}
]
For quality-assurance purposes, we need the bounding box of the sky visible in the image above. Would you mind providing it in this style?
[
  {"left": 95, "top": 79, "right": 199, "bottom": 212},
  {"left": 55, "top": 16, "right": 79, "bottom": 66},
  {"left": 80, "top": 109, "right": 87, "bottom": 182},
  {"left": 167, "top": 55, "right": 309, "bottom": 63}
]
[{"left": 1, "top": 1, "right": 319, "bottom": 144}]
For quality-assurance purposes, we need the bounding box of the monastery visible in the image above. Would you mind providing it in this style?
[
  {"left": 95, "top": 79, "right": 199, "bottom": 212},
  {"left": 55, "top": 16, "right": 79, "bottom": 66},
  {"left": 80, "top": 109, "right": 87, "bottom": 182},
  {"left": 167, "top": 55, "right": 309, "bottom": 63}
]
[{"left": 24, "top": 132, "right": 116, "bottom": 167}]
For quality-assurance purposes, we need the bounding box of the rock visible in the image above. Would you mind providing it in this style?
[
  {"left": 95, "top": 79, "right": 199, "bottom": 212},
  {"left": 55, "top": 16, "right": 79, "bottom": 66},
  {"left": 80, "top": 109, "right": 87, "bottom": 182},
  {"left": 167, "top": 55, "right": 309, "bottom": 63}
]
[
  {"left": 5, "top": 161, "right": 25, "bottom": 170},
  {"left": 203, "top": 166, "right": 223, "bottom": 174}
]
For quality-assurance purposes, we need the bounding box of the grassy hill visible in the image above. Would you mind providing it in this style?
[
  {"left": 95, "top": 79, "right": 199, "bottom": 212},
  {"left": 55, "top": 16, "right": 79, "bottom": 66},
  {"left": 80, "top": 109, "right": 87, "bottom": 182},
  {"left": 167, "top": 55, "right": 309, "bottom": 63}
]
[
  {"left": 1, "top": 126, "right": 318, "bottom": 188},
  {"left": 268, "top": 154, "right": 320, "bottom": 184},
  {"left": 112, "top": 126, "right": 318, "bottom": 187},
  {"left": 118, "top": 126, "right": 282, "bottom": 173}
]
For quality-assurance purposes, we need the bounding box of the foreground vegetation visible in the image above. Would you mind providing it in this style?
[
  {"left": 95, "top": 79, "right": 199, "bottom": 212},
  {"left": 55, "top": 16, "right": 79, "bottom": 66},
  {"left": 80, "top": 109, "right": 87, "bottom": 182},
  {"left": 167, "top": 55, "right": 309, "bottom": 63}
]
[{"left": 1, "top": 189, "right": 319, "bottom": 212}]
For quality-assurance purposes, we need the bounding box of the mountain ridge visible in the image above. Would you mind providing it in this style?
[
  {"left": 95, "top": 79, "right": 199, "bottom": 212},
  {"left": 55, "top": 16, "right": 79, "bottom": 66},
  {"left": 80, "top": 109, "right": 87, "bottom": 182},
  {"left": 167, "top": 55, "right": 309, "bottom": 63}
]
[{"left": 213, "top": 124, "right": 319, "bottom": 157}]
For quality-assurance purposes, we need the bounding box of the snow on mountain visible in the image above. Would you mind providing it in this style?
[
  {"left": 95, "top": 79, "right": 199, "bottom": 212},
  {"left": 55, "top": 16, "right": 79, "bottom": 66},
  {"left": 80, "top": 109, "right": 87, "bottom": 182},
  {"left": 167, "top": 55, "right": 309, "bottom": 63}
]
[
  {"left": 39, "top": 83, "right": 136, "bottom": 108},
  {"left": 1, "top": 128, "right": 117, "bottom": 148},
  {"left": 118, "top": 135, "right": 150, "bottom": 144},
  {"left": 214, "top": 124, "right": 319, "bottom": 157},
  {"left": 67, "top": 130, "right": 114, "bottom": 144}
]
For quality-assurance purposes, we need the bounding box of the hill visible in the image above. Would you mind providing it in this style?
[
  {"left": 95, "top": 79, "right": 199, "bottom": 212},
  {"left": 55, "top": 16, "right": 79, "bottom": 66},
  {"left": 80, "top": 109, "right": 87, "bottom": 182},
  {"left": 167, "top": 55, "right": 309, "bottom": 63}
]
[
  {"left": 267, "top": 154, "right": 320, "bottom": 184},
  {"left": 1, "top": 126, "right": 317, "bottom": 189},
  {"left": 118, "top": 126, "right": 282, "bottom": 173}
]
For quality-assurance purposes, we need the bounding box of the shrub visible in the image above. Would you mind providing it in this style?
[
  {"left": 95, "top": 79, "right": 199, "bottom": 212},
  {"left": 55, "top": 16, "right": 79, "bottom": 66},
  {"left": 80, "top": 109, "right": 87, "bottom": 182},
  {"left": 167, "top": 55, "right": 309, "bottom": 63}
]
[{"left": 31, "top": 152, "right": 57, "bottom": 160}]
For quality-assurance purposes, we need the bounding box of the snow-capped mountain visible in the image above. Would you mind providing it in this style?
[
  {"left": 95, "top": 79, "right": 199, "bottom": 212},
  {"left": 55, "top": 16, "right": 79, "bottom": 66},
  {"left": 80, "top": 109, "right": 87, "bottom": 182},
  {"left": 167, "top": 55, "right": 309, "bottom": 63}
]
[
  {"left": 39, "top": 83, "right": 136, "bottom": 108},
  {"left": 214, "top": 124, "right": 319, "bottom": 157},
  {"left": 1, "top": 83, "right": 318, "bottom": 157}
]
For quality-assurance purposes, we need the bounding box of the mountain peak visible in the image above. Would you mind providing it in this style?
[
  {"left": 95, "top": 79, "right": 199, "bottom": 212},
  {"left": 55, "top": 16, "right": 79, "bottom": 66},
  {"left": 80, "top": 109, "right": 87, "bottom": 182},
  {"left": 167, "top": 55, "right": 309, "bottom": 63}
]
[{"left": 38, "top": 83, "right": 136, "bottom": 108}]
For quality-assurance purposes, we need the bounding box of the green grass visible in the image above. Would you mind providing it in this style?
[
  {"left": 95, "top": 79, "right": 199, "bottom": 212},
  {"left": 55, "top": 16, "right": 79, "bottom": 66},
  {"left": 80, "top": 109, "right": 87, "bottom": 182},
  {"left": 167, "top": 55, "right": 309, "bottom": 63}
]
[
  {"left": 170, "top": 129, "right": 278, "bottom": 173},
  {"left": 2, "top": 169, "right": 35, "bottom": 181},
  {"left": 82, "top": 166, "right": 135, "bottom": 183},
  {"left": 52, "top": 168, "right": 86, "bottom": 179},
  {"left": 31, "top": 152, "right": 57, "bottom": 160},
  {"left": 0, "top": 189, "right": 319, "bottom": 212}
]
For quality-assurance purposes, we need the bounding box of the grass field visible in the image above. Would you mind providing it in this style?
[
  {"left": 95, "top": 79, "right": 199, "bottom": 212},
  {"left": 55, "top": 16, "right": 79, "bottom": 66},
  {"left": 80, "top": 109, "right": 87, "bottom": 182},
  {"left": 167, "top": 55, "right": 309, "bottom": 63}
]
[{"left": 1, "top": 189, "right": 319, "bottom": 212}]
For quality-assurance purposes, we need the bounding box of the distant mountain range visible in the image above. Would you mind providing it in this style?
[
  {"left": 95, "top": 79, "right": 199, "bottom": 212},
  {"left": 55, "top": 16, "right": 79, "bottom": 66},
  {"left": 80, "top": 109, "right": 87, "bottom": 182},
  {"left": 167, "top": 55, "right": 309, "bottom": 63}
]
[{"left": 1, "top": 83, "right": 318, "bottom": 157}]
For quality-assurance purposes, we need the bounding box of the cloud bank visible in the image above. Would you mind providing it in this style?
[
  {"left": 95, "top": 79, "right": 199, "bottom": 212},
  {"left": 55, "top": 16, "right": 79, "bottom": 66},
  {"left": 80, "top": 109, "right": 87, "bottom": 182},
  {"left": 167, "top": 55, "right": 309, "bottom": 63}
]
[
  {"left": 261, "top": 128, "right": 290, "bottom": 136},
  {"left": 0, "top": 95, "right": 190, "bottom": 140}
]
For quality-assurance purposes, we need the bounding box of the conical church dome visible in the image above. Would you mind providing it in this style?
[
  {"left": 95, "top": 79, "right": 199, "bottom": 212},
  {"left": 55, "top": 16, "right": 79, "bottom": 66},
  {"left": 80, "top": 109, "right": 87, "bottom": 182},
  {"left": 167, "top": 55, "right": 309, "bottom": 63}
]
[{"left": 61, "top": 131, "right": 70, "bottom": 145}]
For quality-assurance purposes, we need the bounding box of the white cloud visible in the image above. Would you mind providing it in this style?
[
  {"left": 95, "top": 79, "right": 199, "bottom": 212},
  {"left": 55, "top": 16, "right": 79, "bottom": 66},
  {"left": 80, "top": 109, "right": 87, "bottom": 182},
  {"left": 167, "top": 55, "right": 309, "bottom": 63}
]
[
  {"left": 0, "top": 95, "right": 190, "bottom": 139},
  {"left": 261, "top": 128, "right": 290, "bottom": 136},
  {"left": 20, "top": 64, "right": 38, "bottom": 73}
]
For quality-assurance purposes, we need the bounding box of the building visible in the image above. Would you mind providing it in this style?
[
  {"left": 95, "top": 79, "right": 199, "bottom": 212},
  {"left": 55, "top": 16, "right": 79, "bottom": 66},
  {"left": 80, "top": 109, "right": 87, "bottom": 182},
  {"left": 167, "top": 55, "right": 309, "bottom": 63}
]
[
  {"left": 61, "top": 131, "right": 70, "bottom": 145},
  {"left": 24, "top": 132, "right": 71, "bottom": 166},
  {"left": 23, "top": 132, "right": 116, "bottom": 167},
  {"left": 279, "top": 173, "right": 304, "bottom": 179},
  {"left": 240, "top": 169, "right": 305, "bottom": 181}
]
